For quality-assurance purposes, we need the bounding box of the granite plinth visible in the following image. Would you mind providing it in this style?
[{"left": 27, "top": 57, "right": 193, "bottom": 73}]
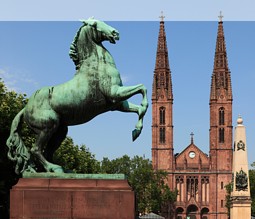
[{"left": 10, "top": 176, "right": 135, "bottom": 219}]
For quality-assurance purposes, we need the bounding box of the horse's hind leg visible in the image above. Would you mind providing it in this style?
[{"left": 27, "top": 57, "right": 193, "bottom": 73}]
[
  {"left": 31, "top": 129, "right": 64, "bottom": 173},
  {"left": 44, "top": 125, "right": 68, "bottom": 163}
]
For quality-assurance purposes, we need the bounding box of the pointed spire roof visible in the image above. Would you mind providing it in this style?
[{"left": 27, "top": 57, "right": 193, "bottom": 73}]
[
  {"left": 210, "top": 12, "right": 232, "bottom": 100},
  {"left": 152, "top": 12, "right": 173, "bottom": 100}
]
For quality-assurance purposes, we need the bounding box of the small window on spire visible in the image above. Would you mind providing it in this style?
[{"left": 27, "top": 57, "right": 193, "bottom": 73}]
[
  {"left": 219, "top": 128, "right": 224, "bottom": 143},
  {"left": 160, "top": 73, "right": 165, "bottom": 86},
  {"left": 160, "top": 107, "right": 165, "bottom": 125},
  {"left": 160, "top": 127, "right": 165, "bottom": 144},
  {"left": 220, "top": 72, "right": 225, "bottom": 87},
  {"left": 219, "top": 107, "right": 225, "bottom": 125}
]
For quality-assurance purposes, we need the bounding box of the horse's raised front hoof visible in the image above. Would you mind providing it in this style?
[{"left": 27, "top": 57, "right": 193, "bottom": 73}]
[{"left": 132, "top": 129, "right": 141, "bottom": 141}]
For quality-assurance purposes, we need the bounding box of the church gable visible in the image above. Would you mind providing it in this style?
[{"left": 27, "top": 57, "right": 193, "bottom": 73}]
[{"left": 175, "top": 144, "right": 209, "bottom": 170}]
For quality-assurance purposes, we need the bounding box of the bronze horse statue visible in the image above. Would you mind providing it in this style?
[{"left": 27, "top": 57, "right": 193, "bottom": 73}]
[{"left": 7, "top": 18, "right": 148, "bottom": 174}]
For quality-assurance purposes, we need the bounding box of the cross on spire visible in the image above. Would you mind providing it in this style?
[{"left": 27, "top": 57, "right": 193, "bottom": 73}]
[
  {"left": 218, "top": 11, "right": 223, "bottom": 22},
  {"left": 190, "top": 132, "right": 194, "bottom": 144},
  {"left": 159, "top": 11, "right": 165, "bottom": 22}
]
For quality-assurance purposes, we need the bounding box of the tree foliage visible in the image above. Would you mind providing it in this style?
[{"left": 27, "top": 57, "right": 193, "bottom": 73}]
[
  {"left": 53, "top": 137, "right": 100, "bottom": 173},
  {"left": 0, "top": 79, "right": 30, "bottom": 218},
  {"left": 250, "top": 162, "right": 255, "bottom": 216},
  {"left": 101, "top": 154, "right": 131, "bottom": 176},
  {"left": 225, "top": 182, "right": 232, "bottom": 218},
  {"left": 0, "top": 78, "right": 177, "bottom": 218},
  {"left": 100, "top": 155, "right": 177, "bottom": 217}
]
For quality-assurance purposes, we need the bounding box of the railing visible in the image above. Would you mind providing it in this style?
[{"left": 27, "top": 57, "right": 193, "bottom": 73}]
[
  {"left": 187, "top": 163, "right": 199, "bottom": 169},
  {"left": 201, "top": 164, "right": 210, "bottom": 170},
  {"left": 175, "top": 165, "right": 185, "bottom": 170},
  {"left": 175, "top": 164, "right": 210, "bottom": 170}
]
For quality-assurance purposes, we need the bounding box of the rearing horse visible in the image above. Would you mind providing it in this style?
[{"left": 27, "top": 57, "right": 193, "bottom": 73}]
[{"left": 6, "top": 18, "right": 148, "bottom": 174}]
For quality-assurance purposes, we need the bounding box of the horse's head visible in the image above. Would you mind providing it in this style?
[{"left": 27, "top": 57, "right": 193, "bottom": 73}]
[
  {"left": 69, "top": 18, "right": 120, "bottom": 69},
  {"left": 81, "top": 18, "right": 120, "bottom": 44}
]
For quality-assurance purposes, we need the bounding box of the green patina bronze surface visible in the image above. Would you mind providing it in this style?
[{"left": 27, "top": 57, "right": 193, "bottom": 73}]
[
  {"left": 235, "top": 169, "right": 248, "bottom": 191},
  {"left": 6, "top": 18, "right": 148, "bottom": 175},
  {"left": 23, "top": 172, "right": 126, "bottom": 180}
]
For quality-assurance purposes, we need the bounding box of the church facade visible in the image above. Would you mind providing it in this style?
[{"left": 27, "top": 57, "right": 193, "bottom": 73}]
[{"left": 152, "top": 17, "right": 233, "bottom": 219}]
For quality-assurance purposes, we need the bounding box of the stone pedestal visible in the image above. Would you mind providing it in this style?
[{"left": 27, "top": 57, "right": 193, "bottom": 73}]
[
  {"left": 230, "top": 197, "right": 252, "bottom": 219},
  {"left": 10, "top": 176, "right": 135, "bottom": 219}
]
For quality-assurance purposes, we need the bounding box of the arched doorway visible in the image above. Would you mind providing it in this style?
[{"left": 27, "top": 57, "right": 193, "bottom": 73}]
[
  {"left": 201, "top": 207, "right": 209, "bottom": 219},
  {"left": 186, "top": 205, "right": 199, "bottom": 219},
  {"left": 176, "top": 207, "right": 184, "bottom": 219}
]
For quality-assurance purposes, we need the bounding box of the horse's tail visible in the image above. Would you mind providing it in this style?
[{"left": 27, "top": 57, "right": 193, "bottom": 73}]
[{"left": 6, "top": 108, "right": 30, "bottom": 174}]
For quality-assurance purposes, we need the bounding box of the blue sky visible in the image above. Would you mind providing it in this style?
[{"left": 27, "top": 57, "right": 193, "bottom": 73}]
[
  {"left": 0, "top": 1, "right": 255, "bottom": 167},
  {"left": 1, "top": 0, "right": 255, "bottom": 21},
  {"left": 1, "top": 21, "right": 255, "bottom": 167}
]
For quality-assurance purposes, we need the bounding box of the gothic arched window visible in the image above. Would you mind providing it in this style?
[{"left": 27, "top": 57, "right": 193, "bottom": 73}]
[
  {"left": 160, "top": 127, "right": 165, "bottom": 143},
  {"left": 219, "top": 107, "right": 225, "bottom": 125},
  {"left": 160, "top": 107, "right": 165, "bottom": 125},
  {"left": 219, "top": 128, "right": 224, "bottom": 143}
]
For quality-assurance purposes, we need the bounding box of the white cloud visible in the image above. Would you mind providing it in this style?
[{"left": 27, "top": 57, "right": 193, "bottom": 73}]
[
  {"left": 121, "top": 75, "right": 129, "bottom": 84},
  {"left": 0, "top": 68, "right": 39, "bottom": 93}
]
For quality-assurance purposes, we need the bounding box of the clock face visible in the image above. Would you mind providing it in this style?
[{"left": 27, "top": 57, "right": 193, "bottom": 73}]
[{"left": 189, "top": 151, "right": 196, "bottom": 158}]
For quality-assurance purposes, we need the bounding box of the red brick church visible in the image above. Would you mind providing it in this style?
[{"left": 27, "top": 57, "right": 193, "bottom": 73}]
[{"left": 152, "top": 16, "right": 233, "bottom": 219}]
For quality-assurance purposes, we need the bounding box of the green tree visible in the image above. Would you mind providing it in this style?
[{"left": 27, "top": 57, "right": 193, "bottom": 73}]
[
  {"left": 101, "top": 154, "right": 131, "bottom": 176},
  {"left": 161, "top": 185, "right": 178, "bottom": 219},
  {"left": 0, "top": 79, "right": 32, "bottom": 218},
  {"left": 225, "top": 182, "right": 233, "bottom": 218},
  {"left": 53, "top": 137, "right": 100, "bottom": 173},
  {"left": 100, "top": 155, "right": 177, "bottom": 217},
  {"left": 250, "top": 162, "right": 255, "bottom": 216}
]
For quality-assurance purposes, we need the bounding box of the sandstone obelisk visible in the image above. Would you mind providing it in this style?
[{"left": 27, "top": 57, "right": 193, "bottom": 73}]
[{"left": 230, "top": 116, "right": 251, "bottom": 219}]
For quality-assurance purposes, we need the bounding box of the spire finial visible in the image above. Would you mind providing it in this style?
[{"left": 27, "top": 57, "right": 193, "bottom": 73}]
[
  {"left": 218, "top": 11, "right": 224, "bottom": 22},
  {"left": 190, "top": 132, "right": 194, "bottom": 144},
  {"left": 159, "top": 11, "right": 165, "bottom": 22},
  {"left": 237, "top": 114, "right": 243, "bottom": 125}
]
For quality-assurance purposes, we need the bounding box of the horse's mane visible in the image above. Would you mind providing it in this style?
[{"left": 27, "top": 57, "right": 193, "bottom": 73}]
[
  {"left": 69, "top": 24, "right": 97, "bottom": 70},
  {"left": 69, "top": 25, "right": 84, "bottom": 69}
]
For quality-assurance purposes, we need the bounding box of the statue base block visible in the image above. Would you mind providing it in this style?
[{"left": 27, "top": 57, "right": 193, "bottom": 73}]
[
  {"left": 230, "top": 196, "right": 252, "bottom": 219},
  {"left": 10, "top": 177, "right": 135, "bottom": 219}
]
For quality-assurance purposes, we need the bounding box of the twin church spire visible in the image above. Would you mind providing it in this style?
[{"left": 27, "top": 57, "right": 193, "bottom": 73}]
[
  {"left": 151, "top": 13, "right": 173, "bottom": 171},
  {"left": 152, "top": 12, "right": 233, "bottom": 172},
  {"left": 152, "top": 12, "right": 232, "bottom": 103},
  {"left": 152, "top": 13, "right": 233, "bottom": 218},
  {"left": 152, "top": 13, "right": 173, "bottom": 101},
  {"left": 210, "top": 14, "right": 232, "bottom": 100}
]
